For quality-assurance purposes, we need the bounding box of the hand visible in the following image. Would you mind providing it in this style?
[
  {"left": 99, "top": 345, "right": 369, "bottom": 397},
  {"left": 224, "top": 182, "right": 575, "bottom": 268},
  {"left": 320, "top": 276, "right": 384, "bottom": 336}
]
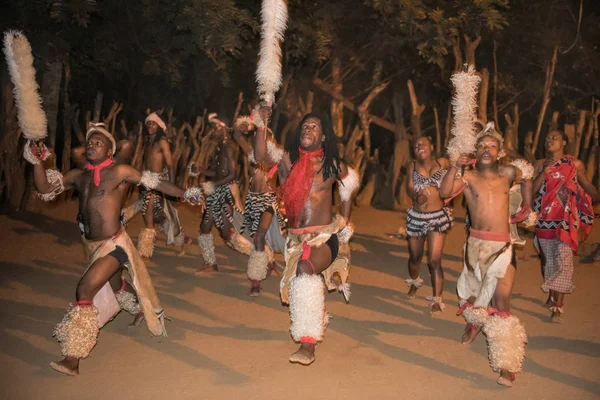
[
  {"left": 542, "top": 158, "right": 555, "bottom": 174},
  {"left": 258, "top": 104, "right": 272, "bottom": 126},
  {"left": 510, "top": 204, "right": 532, "bottom": 224},
  {"left": 415, "top": 189, "right": 428, "bottom": 205},
  {"left": 456, "top": 154, "right": 476, "bottom": 168}
]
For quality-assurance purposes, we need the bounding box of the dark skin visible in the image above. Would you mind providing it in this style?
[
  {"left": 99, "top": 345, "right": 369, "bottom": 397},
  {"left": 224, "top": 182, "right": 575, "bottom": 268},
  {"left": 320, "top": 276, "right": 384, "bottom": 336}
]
[
  {"left": 33, "top": 132, "right": 198, "bottom": 375},
  {"left": 405, "top": 137, "right": 451, "bottom": 313},
  {"left": 533, "top": 130, "right": 600, "bottom": 321},
  {"left": 142, "top": 121, "right": 175, "bottom": 230},
  {"left": 191, "top": 124, "right": 238, "bottom": 270},
  {"left": 256, "top": 114, "right": 352, "bottom": 363},
  {"left": 440, "top": 136, "right": 532, "bottom": 385}
]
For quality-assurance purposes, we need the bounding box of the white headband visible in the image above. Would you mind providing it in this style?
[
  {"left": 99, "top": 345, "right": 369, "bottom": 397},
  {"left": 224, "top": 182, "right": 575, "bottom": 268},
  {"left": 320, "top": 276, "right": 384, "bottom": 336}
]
[
  {"left": 86, "top": 123, "right": 117, "bottom": 156},
  {"left": 145, "top": 112, "right": 167, "bottom": 132}
]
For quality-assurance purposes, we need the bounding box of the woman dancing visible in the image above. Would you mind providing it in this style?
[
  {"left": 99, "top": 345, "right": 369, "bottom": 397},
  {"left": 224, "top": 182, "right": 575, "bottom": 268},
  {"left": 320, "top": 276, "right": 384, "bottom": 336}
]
[{"left": 405, "top": 136, "right": 452, "bottom": 315}]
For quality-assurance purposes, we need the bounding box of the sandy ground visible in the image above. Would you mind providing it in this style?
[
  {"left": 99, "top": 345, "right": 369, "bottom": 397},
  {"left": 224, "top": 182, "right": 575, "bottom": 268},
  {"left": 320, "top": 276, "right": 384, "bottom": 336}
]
[{"left": 0, "top": 200, "right": 599, "bottom": 400}]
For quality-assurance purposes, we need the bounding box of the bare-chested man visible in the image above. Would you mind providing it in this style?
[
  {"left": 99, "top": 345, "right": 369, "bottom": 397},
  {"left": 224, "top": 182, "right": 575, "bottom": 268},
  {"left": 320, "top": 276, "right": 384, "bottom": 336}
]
[
  {"left": 255, "top": 111, "right": 359, "bottom": 365},
  {"left": 440, "top": 124, "right": 532, "bottom": 387},
  {"left": 26, "top": 123, "right": 203, "bottom": 376},
  {"left": 532, "top": 130, "right": 600, "bottom": 322},
  {"left": 191, "top": 114, "right": 253, "bottom": 272},
  {"left": 136, "top": 113, "right": 189, "bottom": 258},
  {"left": 232, "top": 108, "right": 286, "bottom": 296}
]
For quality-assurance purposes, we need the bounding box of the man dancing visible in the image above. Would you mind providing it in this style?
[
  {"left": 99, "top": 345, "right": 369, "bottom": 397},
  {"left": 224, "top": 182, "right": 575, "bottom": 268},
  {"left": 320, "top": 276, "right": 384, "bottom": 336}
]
[
  {"left": 191, "top": 114, "right": 253, "bottom": 272},
  {"left": 440, "top": 124, "right": 532, "bottom": 387},
  {"left": 26, "top": 123, "right": 203, "bottom": 376},
  {"left": 255, "top": 111, "right": 359, "bottom": 365},
  {"left": 533, "top": 130, "right": 599, "bottom": 322},
  {"left": 232, "top": 107, "right": 286, "bottom": 296},
  {"left": 137, "top": 112, "right": 189, "bottom": 258}
]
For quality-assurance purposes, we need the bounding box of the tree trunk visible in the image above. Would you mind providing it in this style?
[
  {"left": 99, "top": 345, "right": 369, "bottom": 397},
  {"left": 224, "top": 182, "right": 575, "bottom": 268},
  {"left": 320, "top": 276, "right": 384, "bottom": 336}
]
[
  {"left": 443, "top": 102, "right": 452, "bottom": 151},
  {"left": 61, "top": 60, "right": 72, "bottom": 173},
  {"left": 573, "top": 110, "right": 588, "bottom": 158},
  {"left": 478, "top": 68, "right": 489, "bottom": 125},
  {"left": 504, "top": 103, "right": 519, "bottom": 153},
  {"left": 452, "top": 36, "right": 463, "bottom": 72},
  {"left": 531, "top": 47, "right": 558, "bottom": 157},
  {"left": 40, "top": 59, "right": 63, "bottom": 149},
  {"left": 407, "top": 79, "right": 425, "bottom": 138},
  {"left": 93, "top": 92, "right": 103, "bottom": 123},
  {"left": 464, "top": 35, "right": 481, "bottom": 68},
  {"left": 582, "top": 105, "right": 599, "bottom": 162},
  {"left": 330, "top": 56, "right": 344, "bottom": 138},
  {"left": 492, "top": 40, "right": 500, "bottom": 127},
  {"left": 433, "top": 106, "right": 441, "bottom": 156}
]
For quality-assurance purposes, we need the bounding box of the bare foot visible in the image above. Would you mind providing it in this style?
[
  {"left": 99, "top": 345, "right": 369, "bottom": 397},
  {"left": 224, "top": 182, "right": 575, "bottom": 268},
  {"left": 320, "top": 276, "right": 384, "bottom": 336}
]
[
  {"left": 177, "top": 236, "right": 193, "bottom": 256},
  {"left": 496, "top": 370, "right": 515, "bottom": 387},
  {"left": 289, "top": 343, "right": 316, "bottom": 365},
  {"left": 195, "top": 263, "right": 218, "bottom": 275},
  {"left": 430, "top": 303, "right": 443, "bottom": 316},
  {"left": 551, "top": 309, "right": 562, "bottom": 323},
  {"left": 407, "top": 285, "right": 418, "bottom": 299},
  {"left": 129, "top": 313, "right": 145, "bottom": 327},
  {"left": 461, "top": 323, "right": 480, "bottom": 344},
  {"left": 49, "top": 357, "right": 79, "bottom": 376},
  {"left": 249, "top": 283, "right": 261, "bottom": 297}
]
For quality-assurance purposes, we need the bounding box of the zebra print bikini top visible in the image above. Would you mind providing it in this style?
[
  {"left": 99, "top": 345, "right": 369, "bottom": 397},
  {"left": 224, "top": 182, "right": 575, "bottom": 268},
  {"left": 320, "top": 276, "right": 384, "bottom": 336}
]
[{"left": 412, "top": 160, "right": 448, "bottom": 192}]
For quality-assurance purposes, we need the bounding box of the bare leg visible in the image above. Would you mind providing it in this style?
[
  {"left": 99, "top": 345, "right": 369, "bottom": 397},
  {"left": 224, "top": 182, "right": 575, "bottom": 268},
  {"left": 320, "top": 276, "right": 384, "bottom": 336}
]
[
  {"left": 492, "top": 264, "right": 517, "bottom": 387},
  {"left": 50, "top": 255, "right": 122, "bottom": 375},
  {"left": 427, "top": 231, "right": 446, "bottom": 315},
  {"left": 551, "top": 291, "right": 565, "bottom": 323},
  {"left": 289, "top": 245, "right": 332, "bottom": 366},
  {"left": 143, "top": 193, "right": 156, "bottom": 229},
  {"left": 406, "top": 236, "right": 425, "bottom": 298}
]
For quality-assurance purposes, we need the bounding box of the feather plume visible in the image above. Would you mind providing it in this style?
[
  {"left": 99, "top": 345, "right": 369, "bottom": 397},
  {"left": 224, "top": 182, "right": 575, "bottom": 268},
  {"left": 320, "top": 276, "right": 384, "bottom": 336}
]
[
  {"left": 3, "top": 31, "right": 47, "bottom": 140},
  {"left": 447, "top": 65, "right": 481, "bottom": 163},
  {"left": 256, "top": 0, "right": 288, "bottom": 103}
]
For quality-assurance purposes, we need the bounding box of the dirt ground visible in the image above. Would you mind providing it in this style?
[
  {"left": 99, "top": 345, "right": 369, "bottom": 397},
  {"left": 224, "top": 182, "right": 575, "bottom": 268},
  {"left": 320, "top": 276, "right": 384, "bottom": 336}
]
[{"left": 0, "top": 200, "right": 599, "bottom": 400}]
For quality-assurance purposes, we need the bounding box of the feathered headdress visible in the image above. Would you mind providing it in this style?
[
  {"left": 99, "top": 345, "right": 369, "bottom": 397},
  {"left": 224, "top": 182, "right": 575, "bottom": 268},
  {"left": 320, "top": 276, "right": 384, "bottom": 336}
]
[
  {"left": 476, "top": 121, "right": 506, "bottom": 159},
  {"left": 446, "top": 65, "right": 481, "bottom": 163},
  {"left": 3, "top": 30, "right": 47, "bottom": 141},
  {"left": 256, "top": 0, "right": 288, "bottom": 104}
]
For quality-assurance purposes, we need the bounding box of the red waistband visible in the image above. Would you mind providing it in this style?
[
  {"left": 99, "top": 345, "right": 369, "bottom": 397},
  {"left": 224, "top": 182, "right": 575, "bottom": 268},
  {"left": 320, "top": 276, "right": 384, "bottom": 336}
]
[{"left": 470, "top": 229, "right": 510, "bottom": 242}]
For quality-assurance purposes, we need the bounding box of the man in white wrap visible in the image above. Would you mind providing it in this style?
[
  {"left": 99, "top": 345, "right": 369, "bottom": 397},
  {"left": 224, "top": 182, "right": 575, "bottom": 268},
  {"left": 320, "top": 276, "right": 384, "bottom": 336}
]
[
  {"left": 440, "top": 125, "right": 533, "bottom": 387},
  {"left": 255, "top": 112, "right": 359, "bottom": 365},
  {"left": 26, "top": 124, "right": 203, "bottom": 376}
]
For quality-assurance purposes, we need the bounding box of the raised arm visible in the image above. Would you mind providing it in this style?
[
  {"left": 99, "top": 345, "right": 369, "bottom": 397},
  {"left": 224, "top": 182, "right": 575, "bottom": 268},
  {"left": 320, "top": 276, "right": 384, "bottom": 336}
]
[
  {"left": 252, "top": 105, "right": 273, "bottom": 163},
  {"left": 575, "top": 159, "right": 600, "bottom": 204},
  {"left": 338, "top": 163, "right": 359, "bottom": 222},
  {"left": 439, "top": 155, "right": 470, "bottom": 198},
  {"left": 233, "top": 126, "right": 253, "bottom": 154},
  {"left": 532, "top": 159, "right": 548, "bottom": 196},
  {"left": 159, "top": 139, "right": 176, "bottom": 183}
]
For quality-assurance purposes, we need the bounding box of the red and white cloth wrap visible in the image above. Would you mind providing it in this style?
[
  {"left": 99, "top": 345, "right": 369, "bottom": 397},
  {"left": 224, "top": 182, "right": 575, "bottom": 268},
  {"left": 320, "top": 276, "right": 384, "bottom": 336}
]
[
  {"left": 81, "top": 228, "right": 167, "bottom": 336},
  {"left": 145, "top": 112, "right": 167, "bottom": 132},
  {"left": 457, "top": 229, "right": 513, "bottom": 309},
  {"left": 281, "top": 215, "right": 351, "bottom": 304},
  {"left": 534, "top": 155, "right": 593, "bottom": 252},
  {"left": 277, "top": 148, "right": 324, "bottom": 227}
]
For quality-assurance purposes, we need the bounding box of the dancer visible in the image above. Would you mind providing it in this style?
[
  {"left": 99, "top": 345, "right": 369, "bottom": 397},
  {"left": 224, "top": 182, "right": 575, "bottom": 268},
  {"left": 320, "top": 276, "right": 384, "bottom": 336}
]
[
  {"left": 405, "top": 136, "right": 452, "bottom": 314},
  {"left": 440, "top": 125, "right": 532, "bottom": 387},
  {"left": 25, "top": 124, "right": 203, "bottom": 376},
  {"left": 256, "top": 111, "right": 358, "bottom": 365},
  {"left": 533, "top": 129, "right": 599, "bottom": 322},
  {"left": 232, "top": 107, "right": 286, "bottom": 296},
  {"left": 190, "top": 113, "right": 253, "bottom": 272},
  {"left": 137, "top": 112, "right": 189, "bottom": 258}
]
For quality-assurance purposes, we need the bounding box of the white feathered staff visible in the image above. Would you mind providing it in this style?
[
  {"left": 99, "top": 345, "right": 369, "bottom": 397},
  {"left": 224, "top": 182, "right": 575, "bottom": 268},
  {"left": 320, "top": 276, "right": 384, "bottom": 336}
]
[
  {"left": 446, "top": 64, "right": 481, "bottom": 168},
  {"left": 255, "top": 0, "right": 288, "bottom": 104},
  {"left": 3, "top": 31, "right": 47, "bottom": 141}
]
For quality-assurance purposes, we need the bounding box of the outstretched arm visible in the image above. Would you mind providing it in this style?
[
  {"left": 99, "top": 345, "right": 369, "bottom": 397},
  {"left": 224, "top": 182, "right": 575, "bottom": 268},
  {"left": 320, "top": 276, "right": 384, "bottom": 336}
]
[
  {"left": 233, "top": 127, "right": 253, "bottom": 154},
  {"left": 575, "top": 159, "right": 600, "bottom": 203},
  {"left": 160, "top": 139, "right": 176, "bottom": 183},
  {"left": 121, "top": 164, "right": 184, "bottom": 198}
]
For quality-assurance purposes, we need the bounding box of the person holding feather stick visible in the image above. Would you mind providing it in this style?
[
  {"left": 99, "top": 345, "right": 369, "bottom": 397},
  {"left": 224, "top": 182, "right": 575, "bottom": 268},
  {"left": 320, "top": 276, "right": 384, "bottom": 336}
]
[
  {"left": 404, "top": 135, "right": 453, "bottom": 315},
  {"left": 232, "top": 107, "right": 286, "bottom": 296},
  {"left": 189, "top": 114, "right": 254, "bottom": 272}
]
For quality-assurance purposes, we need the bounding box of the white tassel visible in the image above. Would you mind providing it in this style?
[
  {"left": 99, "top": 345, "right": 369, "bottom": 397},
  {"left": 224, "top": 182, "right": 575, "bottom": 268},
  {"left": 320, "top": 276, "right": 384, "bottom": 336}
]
[
  {"left": 137, "top": 228, "right": 156, "bottom": 259},
  {"left": 483, "top": 314, "right": 527, "bottom": 374},
  {"left": 338, "top": 282, "right": 351, "bottom": 303},
  {"left": 289, "top": 274, "right": 326, "bottom": 342},
  {"left": 38, "top": 169, "right": 65, "bottom": 202},
  {"left": 139, "top": 171, "right": 161, "bottom": 190},
  {"left": 447, "top": 65, "right": 481, "bottom": 163},
  {"left": 247, "top": 250, "right": 269, "bottom": 281},
  {"left": 256, "top": 0, "right": 288, "bottom": 103},
  {"left": 338, "top": 167, "right": 359, "bottom": 202},
  {"left": 510, "top": 159, "right": 535, "bottom": 181},
  {"left": 3, "top": 31, "right": 47, "bottom": 141}
]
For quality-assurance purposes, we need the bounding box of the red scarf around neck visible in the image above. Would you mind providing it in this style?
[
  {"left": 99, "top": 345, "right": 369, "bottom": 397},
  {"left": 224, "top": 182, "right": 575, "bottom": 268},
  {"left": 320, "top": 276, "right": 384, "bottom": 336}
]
[
  {"left": 278, "top": 148, "right": 323, "bottom": 226},
  {"left": 86, "top": 158, "right": 114, "bottom": 186}
]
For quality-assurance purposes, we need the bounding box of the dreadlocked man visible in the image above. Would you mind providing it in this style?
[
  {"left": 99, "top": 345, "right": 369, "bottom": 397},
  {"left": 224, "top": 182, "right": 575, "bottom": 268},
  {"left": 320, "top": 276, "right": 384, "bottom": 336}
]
[
  {"left": 136, "top": 113, "right": 190, "bottom": 258},
  {"left": 232, "top": 106, "right": 286, "bottom": 296},
  {"left": 190, "top": 114, "right": 253, "bottom": 272},
  {"left": 440, "top": 123, "right": 532, "bottom": 387},
  {"left": 26, "top": 123, "right": 203, "bottom": 376},
  {"left": 255, "top": 111, "right": 358, "bottom": 365}
]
